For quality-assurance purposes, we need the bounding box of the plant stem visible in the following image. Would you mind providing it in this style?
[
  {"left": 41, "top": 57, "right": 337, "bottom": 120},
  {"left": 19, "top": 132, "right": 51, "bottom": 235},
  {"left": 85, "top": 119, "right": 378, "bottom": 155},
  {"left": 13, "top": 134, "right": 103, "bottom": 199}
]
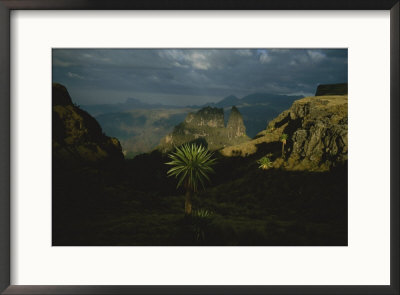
[{"left": 185, "top": 189, "right": 192, "bottom": 215}]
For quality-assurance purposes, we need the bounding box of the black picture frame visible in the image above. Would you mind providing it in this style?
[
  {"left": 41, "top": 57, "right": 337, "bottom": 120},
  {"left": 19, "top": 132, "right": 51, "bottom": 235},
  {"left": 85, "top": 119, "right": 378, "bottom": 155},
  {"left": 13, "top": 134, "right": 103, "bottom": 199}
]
[{"left": 0, "top": 1, "right": 399, "bottom": 294}]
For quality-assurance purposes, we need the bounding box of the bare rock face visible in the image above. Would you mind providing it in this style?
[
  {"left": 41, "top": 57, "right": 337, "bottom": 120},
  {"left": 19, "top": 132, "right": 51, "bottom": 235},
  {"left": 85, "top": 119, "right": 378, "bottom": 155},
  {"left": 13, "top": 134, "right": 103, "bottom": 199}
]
[
  {"left": 158, "top": 106, "right": 249, "bottom": 152},
  {"left": 184, "top": 106, "right": 225, "bottom": 128},
  {"left": 227, "top": 106, "right": 246, "bottom": 138},
  {"left": 52, "top": 83, "right": 124, "bottom": 165},
  {"left": 285, "top": 96, "right": 348, "bottom": 170},
  {"left": 220, "top": 95, "right": 348, "bottom": 171}
]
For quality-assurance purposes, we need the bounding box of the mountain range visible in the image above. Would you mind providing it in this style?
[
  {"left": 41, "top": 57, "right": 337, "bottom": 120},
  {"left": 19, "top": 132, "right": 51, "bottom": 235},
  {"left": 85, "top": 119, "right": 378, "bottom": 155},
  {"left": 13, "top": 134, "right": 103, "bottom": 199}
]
[
  {"left": 81, "top": 97, "right": 177, "bottom": 117},
  {"left": 81, "top": 93, "right": 303, "bottom": 158}
]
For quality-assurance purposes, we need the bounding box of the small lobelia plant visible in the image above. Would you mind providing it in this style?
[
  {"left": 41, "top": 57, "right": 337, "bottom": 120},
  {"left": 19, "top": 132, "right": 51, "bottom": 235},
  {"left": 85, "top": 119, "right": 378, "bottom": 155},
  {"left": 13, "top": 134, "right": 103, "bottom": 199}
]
[
  {"left": 280, "top": 133, "right": 288, "bottom": 158},
  {"left": 192, "top": 208, "right": 214, "bottom": 241},
  {"left": 257, "top": 155, "right": 273, "bottom": 170},
  {"left": 193, "top": 208, "right": 213, "bottom": 219},
  {"left": 166, "top": 144, "right": 216, "bottom": 215}
]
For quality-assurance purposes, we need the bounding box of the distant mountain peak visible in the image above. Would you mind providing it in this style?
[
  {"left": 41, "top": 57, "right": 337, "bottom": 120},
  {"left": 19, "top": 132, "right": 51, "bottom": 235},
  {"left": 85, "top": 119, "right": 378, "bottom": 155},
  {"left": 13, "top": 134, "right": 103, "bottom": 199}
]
[
  {"left": 215, "top": 95, "right": 241, "bottom": 108},
  {"left": 224, "top": 94, "right": 239, "bottom": 100}
]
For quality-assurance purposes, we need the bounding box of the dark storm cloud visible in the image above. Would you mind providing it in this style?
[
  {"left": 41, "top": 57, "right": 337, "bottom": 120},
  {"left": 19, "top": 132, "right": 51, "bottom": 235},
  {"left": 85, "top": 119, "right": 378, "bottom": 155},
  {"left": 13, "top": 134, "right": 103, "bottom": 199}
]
[{"left": 52, "top": 49, "right": 348, "bottom": 106}]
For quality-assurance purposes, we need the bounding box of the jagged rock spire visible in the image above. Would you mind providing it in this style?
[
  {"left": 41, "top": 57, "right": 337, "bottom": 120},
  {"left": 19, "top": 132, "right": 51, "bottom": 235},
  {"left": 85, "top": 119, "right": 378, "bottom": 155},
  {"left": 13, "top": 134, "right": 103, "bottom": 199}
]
[
  {"left": 184, "top": 106, "right": 225, "bottom": 128},
  {"left": 226, "top": 106, "right": 246, "bottom": 138},
  {"left": 158, "top": 105, "right": 249, "bottom": 152}
]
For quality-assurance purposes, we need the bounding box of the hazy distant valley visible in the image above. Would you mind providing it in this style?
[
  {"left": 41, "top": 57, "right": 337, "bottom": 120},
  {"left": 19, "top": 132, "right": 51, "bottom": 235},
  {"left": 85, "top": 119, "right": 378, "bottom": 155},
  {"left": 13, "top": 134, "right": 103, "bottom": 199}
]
[{"left": 96, "top": 108, "right": 194, "bottom": 158}]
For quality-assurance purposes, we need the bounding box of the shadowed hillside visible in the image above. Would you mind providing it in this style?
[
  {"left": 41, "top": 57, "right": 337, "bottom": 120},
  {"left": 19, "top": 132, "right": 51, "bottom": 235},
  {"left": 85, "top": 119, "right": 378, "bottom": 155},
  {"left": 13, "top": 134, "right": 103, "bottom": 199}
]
[{"left": 52, "top": 83, "right": 124, "bottom": 165}]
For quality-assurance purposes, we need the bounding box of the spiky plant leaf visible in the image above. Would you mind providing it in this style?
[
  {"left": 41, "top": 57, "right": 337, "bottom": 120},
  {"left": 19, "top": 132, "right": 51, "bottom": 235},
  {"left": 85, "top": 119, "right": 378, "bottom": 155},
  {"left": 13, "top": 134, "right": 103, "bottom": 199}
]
[
  {"left": 280, "top": 133, "right": 288, "bottom": 141},
  {"left": 166, "top": 144, "right": 216, "bottom": 192}
]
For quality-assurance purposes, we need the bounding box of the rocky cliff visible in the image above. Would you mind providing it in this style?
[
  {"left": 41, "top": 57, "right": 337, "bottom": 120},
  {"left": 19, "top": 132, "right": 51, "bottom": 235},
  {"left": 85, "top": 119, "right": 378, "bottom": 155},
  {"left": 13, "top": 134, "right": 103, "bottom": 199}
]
[
  {"left": 315, "top": 83, "right": 348, "bottom": 96},
  {"left": 220, "top": 94, "right": 348, "bottom": 171},
  {"left": 227, "top": 106, "right": 246, "bottom": 139},
  {"left": 52, "top": 83, "right": 124, "bottom": 165},
  {"left": 184, "top": 106, "right": 225, "bottom": 128},
  {"left": 158, "top": 106, "right": 250, "bottom": 152}
]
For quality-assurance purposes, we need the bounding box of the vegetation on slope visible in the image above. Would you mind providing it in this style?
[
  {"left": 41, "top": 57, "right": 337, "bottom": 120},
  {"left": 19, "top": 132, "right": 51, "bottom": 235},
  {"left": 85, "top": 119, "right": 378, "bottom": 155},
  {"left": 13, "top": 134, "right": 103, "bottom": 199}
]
[
  {"left": 53, "top": 150, "right": 347, "bottom": 246},
  {"left": 220, "top": 95, "right": 348, "bottom": 171}
]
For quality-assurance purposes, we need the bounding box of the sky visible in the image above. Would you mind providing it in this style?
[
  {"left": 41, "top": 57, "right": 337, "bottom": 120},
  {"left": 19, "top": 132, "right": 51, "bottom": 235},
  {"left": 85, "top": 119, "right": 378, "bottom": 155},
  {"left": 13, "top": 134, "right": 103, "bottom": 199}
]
[{"left": 52, "top": 49, "right": 348, "bottom": 106}]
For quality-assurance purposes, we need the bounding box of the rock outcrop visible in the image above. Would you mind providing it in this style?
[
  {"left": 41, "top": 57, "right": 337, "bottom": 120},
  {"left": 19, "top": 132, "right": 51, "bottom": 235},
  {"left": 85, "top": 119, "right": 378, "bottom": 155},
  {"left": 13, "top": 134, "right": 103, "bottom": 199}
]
[
  {"left": 220, "top": 94, "right": 348, "bottom": 171},
  {"left": 158, "top": 106, "right": 250, "bottom": 152},
  {"left": 52, "top": 83, "right": 124, "bottom": 165},
  {"left": 226, "top": 106, "right": 246, "bottom": 139},
  {"left": 184, "top": 106, "right": 225, "bottom": 128},
  {"left": 315, "top": 83, "right": 348, "bottom": 96}
]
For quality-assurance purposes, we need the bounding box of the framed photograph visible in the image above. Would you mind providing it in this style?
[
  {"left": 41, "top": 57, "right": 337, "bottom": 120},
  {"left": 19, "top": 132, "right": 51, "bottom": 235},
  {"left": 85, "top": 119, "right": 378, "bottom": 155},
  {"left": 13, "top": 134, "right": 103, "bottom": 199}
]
[
  {"left": 50, "top": 48, "right": 349, "bottom": 247},
  {"left": 1, "top": 1, "right": 399, "bottom": 294}
]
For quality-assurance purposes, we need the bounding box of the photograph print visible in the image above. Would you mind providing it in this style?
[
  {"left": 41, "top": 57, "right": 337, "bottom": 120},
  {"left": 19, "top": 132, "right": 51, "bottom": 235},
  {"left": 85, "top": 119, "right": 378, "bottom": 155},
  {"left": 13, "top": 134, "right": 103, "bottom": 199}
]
[{"left": 52, "top": 49, "right": 348, "bottom": 246}]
